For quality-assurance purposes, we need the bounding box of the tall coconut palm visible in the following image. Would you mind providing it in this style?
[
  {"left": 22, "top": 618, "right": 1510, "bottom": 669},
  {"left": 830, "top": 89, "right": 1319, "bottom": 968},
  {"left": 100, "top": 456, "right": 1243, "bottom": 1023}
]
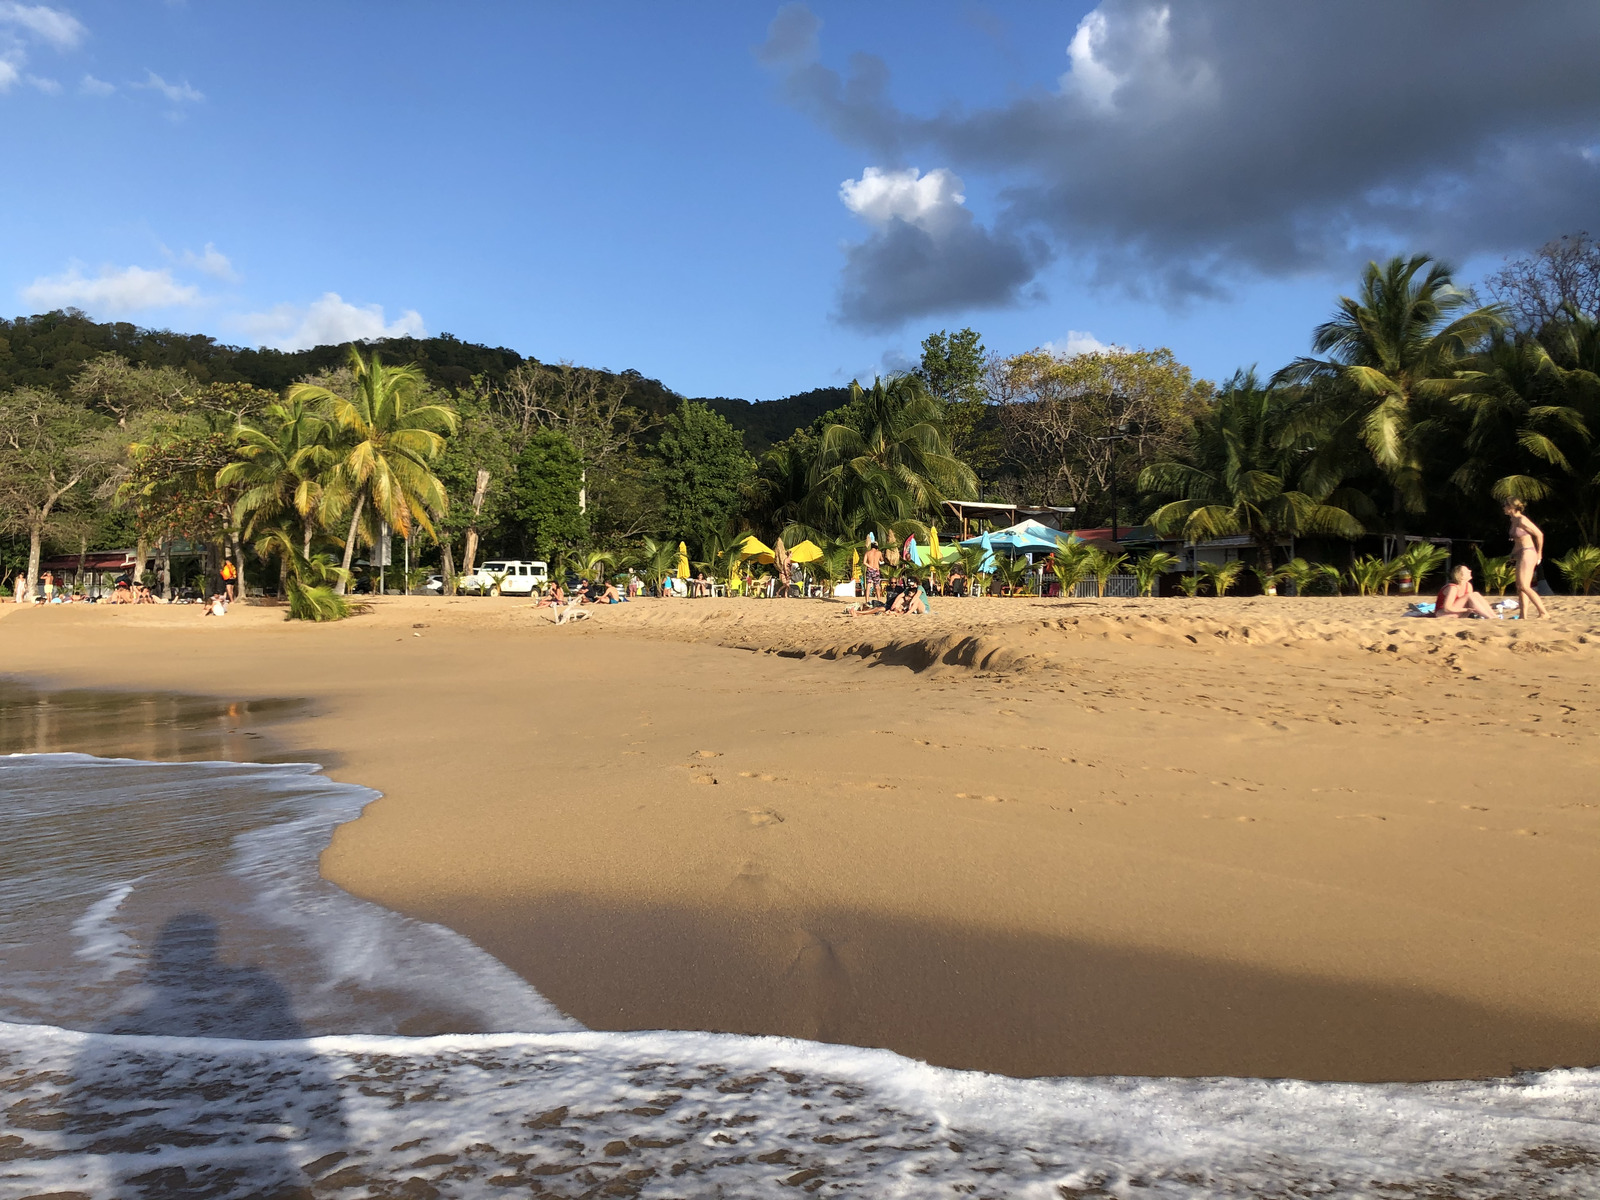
[
  {"left": 1438, "top": 333, "right": 1586, "bottom": 512},
  {"left": 1275, "top": 255, "right": 1505, "bottom": 514},
  {"left": 217, "top": 393, "right": 334, "bottom": 560},
  {"left": 1141, "top": 369, "right": 1365, "bottom": 572},
  {"left": 289, "top": 347, "right": 457, "bottom": 593},
  {"left": 809, "top": 375, "right": 976, "bottom": 543}
]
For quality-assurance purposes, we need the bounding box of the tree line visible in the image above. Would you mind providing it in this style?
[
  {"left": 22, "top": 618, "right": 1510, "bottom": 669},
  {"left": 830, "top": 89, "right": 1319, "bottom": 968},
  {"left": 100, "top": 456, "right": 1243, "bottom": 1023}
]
[{"left": 3, "top": 232, "right": 1597, "bottom": 609}]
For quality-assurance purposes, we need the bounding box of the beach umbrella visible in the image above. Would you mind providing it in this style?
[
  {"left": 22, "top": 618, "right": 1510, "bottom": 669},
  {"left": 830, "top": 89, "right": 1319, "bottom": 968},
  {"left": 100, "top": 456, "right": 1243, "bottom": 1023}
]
[
  {"left": 929, "top": 527, "right": 941, "bottom": 567},
  {"left": 978, "top": 530, "right": 995, "bottom": 574},
  {"left": 788, "top": 540, "right": 823, "bottom": 563},
  {"left": 852, "top": 549, "right": 860, "bottom": 581},
  {"left": 734, "top": 534, "right": 775, "bottom": 563},
  {"left": 675, "top": 541, "right": 689, "bottom": 578},
  {"left": 906, "top": 541, "right": 923, "bottom": 566}
]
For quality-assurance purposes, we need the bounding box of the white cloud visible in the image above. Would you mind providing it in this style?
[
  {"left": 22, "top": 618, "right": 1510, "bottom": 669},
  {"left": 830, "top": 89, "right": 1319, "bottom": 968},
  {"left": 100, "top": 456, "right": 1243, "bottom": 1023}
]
[
  {"left": 0, "top": 58, "right": 19, "bottom": 91},
  {"left": 25, "top": 71, "right": 57, "bottom": 92},
  {"left": 22, "top": 263, "right": 203, "bottom": 314},
  {"left": 180, "top": 242, "right": 237, "bottom": 281},
  {"left": 78, "top": 72, "right": 112, "bottom": 95},
  {"left": 839, "top": 166, "right": 967, "bottom": 235},
  {"left": 1064, "top": 10, "right": 1120, "bottom": 111},
  {"left": 237, "top": 293, "right": 426, "bottom": 351},
  {"left": 1039, "top": 330, "right": 1119, "bottom": 358},
  {"left": 136, "top": 69, "right": 201, "bottom": 103},
  {"left": 0, "top": 3, "right": 86, "bottom": 50}
]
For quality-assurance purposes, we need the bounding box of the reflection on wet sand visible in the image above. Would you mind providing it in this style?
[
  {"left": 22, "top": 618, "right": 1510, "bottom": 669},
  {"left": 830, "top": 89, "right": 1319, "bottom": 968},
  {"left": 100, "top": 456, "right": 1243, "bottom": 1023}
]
[{"left": 0, "top": 679, "right": 306, "bottom": 763}]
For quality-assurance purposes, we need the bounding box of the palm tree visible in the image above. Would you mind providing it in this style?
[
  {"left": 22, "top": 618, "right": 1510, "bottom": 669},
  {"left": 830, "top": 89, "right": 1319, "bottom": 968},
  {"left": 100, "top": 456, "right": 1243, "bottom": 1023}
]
[
  {"left": 1141, "top": 369, "right": 1364, "bottom": 573},
  {"left": 1439, "top": 333, "right": 1585, "bottom": 511},
  {"left": 289, "top": 347, "right": 457, "bottom": 593},
  {"left": 217, "top": 393, "right": 334, "bottom": 563},
  {"left": 810, "top": 375, "right": 976, "bottom": 543},
  {"left": 1275, "top": 255, "right": 1505, "bottom": 514}
]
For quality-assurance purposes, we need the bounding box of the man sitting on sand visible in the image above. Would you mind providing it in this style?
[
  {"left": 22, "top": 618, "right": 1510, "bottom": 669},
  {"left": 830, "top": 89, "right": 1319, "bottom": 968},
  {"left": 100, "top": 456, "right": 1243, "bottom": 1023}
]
[{"left": 1434, "top": 565, "right": 1500, "bottom": 619}]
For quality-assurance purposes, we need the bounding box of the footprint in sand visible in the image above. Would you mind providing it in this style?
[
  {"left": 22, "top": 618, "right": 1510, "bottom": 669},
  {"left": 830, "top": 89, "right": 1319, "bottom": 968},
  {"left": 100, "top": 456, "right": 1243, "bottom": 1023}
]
[
  {"left": 743, "top": 807, "right": 785, "bottom": 827},
  {"left": 692, "top": 774, "right": 718, "bottom": 785},
  {"left": 955, "top": 792, "right": 1004, "bottom": 803},
  {"left": 1462, "top": 804, "right": 1489, "bottom": 811},
  {"left": 694, "top": 750, "right": 723, "bottom": 758},
  {"left": 738, "top": 771, "right": 781, "bottom": 781}
]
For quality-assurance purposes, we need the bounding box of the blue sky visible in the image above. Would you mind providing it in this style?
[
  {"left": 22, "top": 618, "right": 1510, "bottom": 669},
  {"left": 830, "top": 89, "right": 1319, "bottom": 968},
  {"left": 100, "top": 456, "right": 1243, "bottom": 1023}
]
[{"left": 2, "top": 2, "right": 1595, "bottom": 400}]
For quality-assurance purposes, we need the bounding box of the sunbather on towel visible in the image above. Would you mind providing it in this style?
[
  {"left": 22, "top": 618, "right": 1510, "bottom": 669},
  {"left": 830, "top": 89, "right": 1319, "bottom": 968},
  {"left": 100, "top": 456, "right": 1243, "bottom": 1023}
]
[{"left": 1434, "top": 565, "right": 1500, "bottom": 619}]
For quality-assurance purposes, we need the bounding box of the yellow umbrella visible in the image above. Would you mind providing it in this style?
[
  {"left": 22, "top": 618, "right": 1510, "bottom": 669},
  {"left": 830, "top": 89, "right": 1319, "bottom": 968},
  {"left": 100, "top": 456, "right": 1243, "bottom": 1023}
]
[
  {"left": 929, "top": 527, "right": 941, "bottom": 564},
  {"left": 788, "top": 539, "right": 823, "bottom": 563},
  {"left": 852, "top": 549, "right": 860, "bottom": 581},
  {"left": 734, "top": 534, "right": 775, "bottom": 563},
  {"left": 675, "top": 541, "right": 689, "bottom": 578}
]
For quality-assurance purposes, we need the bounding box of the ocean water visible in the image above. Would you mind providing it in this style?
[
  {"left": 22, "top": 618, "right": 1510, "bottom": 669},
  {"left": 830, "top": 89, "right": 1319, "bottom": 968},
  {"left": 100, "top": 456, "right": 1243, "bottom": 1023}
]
[{"left": 2, "top": 752, "right": 1598, "bottom": 1199}]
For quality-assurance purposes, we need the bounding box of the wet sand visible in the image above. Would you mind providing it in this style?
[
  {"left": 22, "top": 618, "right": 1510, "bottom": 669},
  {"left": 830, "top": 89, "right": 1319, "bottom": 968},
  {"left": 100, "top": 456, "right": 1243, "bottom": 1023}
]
[{"left": 2, "top": 594, "right": 1597, "bottom": 1081}]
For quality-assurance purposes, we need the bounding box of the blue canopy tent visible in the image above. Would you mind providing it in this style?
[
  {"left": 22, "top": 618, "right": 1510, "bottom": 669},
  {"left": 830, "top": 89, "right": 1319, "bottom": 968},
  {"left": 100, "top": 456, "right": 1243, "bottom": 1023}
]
[{"left": 961, "top": 519, "right": 1074, "bottom": 556}]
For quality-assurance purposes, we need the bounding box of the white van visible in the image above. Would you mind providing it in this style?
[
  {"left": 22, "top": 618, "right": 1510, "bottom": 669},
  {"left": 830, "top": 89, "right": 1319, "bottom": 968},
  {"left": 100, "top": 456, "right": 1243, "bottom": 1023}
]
[{"left": 461, "top": 560, "right": 548, "bottom": 595}]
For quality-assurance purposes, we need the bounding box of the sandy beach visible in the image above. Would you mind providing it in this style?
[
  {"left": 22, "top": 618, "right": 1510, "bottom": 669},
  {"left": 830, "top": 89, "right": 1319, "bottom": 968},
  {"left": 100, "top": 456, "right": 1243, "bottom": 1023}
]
[{"left": 2, "top": 593, "right": 1596, "bottom": 1083}]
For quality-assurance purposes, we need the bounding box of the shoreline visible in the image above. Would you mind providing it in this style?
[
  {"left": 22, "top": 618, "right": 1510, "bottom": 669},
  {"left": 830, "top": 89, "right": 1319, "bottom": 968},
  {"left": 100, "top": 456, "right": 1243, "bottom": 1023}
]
[{"left": 2, "top": 595, "right": 1597, "bottom": 1081}]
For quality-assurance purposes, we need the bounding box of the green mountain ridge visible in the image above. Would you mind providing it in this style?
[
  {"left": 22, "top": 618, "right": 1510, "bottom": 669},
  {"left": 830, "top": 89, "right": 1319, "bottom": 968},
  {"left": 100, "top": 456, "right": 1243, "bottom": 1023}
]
[{"left": 0, "top": 309, "right": 848, "bottom": 453}]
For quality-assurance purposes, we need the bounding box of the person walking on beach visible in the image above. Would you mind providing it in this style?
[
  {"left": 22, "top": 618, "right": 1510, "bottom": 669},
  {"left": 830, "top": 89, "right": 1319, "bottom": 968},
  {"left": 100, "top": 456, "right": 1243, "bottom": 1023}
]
[
  {"left": 1504, "top": 499, "right": 1549, "bottom": 619},
  {"left": 863, "top": 536, "right": 884, "bottom": 600},
  {"left": 220, "top": 558, "right": 238, "bottom": 603}
]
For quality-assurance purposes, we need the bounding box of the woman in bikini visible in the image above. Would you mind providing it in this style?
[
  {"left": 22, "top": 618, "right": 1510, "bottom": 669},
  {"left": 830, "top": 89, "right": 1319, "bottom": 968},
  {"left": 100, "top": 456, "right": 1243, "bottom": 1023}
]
[
  {"left": 1434, "top": 564, "right": 1499, "bottom": 619},
  {"left": 1504, "top": 498, "right": 1549, "bottom": 618}
]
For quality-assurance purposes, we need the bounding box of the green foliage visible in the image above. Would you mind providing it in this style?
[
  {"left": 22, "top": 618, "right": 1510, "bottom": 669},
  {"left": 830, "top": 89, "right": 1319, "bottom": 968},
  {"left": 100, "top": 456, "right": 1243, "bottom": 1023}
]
[
  {"left": 1473, "top": 548, "right": 1515, "bottom": 596},
  {"left": 1142, "top": 368, "right": 1363, "bottom": 569},
  {"left": 655, "top": 400, "right": 754, "bottom": 551},
  {"left": 1176, "top": 572, "right": 1205, "bottom": 597},
  {"left": 1085, "top": 547, "right": 1129, "bottom": 597},
  {"left": 1393, "top": 541, "right": 1451, "bottom": 596},
  {"left": 811, "top": 375, "right": 976, "bottom": 542},
  {"left": 258, "top": 530, "right": 352, "bottom": 621},
  {"left": 507, "top": 428, "right": 586, "bottom": 559},
  {"left": 1051, "top": 538, "right": 1096, "bottom": 596},
  {"left": 1130, "top": 550, "right": 1179, "bottom": 596},
  {"left": 1276, "top": 557, "right": 1316, "bottom": 597},
  {"left": 1347, "top": 555, "right": 1402, "bottom": 596},
  {"left": 1197, "top": 560, "right": 1244, "bottom": 596},
  {"left": 1275, "top": 255, "right": 1506, "bottom": 512},
  {"left": 989, "top": 554, "right": 1028, "bottom": 595},
  {"left": 1553, "top": 545, "right": 1600, "bottom": 594},
  {"left": 918, "top": 327, "right": 997, "bottom": 477}
]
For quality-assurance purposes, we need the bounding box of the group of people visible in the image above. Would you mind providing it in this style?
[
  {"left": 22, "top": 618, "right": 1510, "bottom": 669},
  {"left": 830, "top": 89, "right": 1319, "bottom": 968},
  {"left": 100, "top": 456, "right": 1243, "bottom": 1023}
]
[
  {"left": 1431, "top": 500, "right": 1551, "bottom": 620},
  {"left": 10, "top": 571, "right": 162, "bottom": 605},
  {"left": 843, "top": 569, "right": 931, "bottom": 617}
]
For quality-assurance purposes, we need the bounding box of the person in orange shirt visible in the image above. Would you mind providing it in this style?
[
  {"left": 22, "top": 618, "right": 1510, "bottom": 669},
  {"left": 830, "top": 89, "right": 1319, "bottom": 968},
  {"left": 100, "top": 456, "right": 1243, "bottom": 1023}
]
[{"left": 220, "top": 559, "right": 238, "bottom": 603}]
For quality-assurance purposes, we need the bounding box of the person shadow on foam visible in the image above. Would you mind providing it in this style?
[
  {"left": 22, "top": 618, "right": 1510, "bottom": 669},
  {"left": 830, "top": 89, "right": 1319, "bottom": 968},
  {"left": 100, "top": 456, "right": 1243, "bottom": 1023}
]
[{"left": 71, "top": 912, "right": 348, "bottom": 1199}]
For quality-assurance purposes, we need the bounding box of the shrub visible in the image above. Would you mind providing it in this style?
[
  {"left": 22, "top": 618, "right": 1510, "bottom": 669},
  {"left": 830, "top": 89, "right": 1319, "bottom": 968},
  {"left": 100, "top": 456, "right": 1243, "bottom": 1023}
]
[
  {"left": 1130, "top": 551, "right": 1179, "bottom": 597},
  {"left": 1554, "top": 546, "right": 1600, "bottom": 594}
]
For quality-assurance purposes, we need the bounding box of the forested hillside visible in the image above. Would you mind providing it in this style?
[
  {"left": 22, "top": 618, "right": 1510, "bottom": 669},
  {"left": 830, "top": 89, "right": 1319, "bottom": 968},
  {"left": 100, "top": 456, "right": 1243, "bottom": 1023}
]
[{"left": 0, "top": 309, "right": 837, "bottom": 451}]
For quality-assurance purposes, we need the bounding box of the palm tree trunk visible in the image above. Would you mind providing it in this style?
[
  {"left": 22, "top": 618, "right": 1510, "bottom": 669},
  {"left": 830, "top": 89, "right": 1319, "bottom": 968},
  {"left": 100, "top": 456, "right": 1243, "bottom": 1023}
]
[
  {"left": 26, "top": 522, "right": 42, "bottom": 598},
  {"left": 302, "top": 516, "right": 314, "bottom": 560},
  {"left": 134, "top": 536, "right": 148, "bottom": 587},
  {"left": 336, "top": 493, "right": 366, "bottom": 595}
]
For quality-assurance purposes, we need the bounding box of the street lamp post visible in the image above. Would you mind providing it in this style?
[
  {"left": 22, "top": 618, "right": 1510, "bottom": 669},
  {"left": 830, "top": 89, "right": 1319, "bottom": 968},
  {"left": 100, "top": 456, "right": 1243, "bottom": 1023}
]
[{"left": 1095, "top": 420, "right": 1132, "bottom": 543}]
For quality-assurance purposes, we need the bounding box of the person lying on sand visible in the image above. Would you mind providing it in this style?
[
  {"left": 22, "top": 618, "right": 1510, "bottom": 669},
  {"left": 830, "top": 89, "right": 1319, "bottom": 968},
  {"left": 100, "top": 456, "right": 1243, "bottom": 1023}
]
[{"left": 1434, "top": 565, "right": 1500, "bottom": 619}]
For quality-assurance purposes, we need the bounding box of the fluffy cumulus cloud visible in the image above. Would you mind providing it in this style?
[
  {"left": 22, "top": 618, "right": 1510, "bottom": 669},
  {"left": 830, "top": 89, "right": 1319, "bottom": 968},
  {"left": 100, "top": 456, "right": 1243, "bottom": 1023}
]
[
  {"left": 0, "top": 3, "right": 86, "bottom": 94},
  {"left": 237, "top": 293, "right": 426, "bottom": 351},
  {"left": 835, "top": 166, "right": 1046, "bottom": 330},
  {"left": 0, "top": 3, "right": 85, "bottom": 49},
  {"left": 761, "top": 1, "right": 1600, "bottom": 307},
  {"left": 21, "top": 263, "right": 202, "bottom": 314},
  {"left": 1039, "top": 330, "right": 1116, "bottom": 358}
]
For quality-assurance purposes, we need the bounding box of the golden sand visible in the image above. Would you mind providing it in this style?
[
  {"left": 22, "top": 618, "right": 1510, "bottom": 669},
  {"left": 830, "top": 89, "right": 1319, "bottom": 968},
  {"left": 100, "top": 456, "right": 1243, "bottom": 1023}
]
[{"left": 3, "top": 593, "right": 1597, "bottom": 1081}]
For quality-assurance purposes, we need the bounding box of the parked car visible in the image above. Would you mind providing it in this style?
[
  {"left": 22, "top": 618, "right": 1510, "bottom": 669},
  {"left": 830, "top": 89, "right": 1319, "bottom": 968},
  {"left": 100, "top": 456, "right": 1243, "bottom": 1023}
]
[
  {"left": 424, "top": 574, "right": 444, "bottom": 594},
  {"left": 460, "top": 560, "right": 548, "bottom": 595}
]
